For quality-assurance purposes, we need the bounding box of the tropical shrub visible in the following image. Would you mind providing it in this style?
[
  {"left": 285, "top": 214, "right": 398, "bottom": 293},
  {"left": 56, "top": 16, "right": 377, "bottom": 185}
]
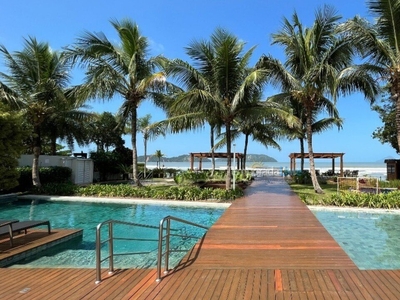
[
  {"left": 0, "top": 109, "right": 27, "bottom": 192},
  {"left": 174, "top": 171, "right": 208, "bottom": 185},
  {"left": 302, "top": 191, "right": 400, "bottom": 209},
  {"left": 174, "top": 170, "right": 253, "bottom": 185},
  {"left": 292, "top": 171, "right": 311, "bottom": 184},
  {"left": 33, "top": 182, "right": 78, "bottom": 196},
  {"left": 75, "top": 184, "right": 243, "bottom": 201},
  {"left": 15, "top": 166, "right": 72, "bottom": 192}
]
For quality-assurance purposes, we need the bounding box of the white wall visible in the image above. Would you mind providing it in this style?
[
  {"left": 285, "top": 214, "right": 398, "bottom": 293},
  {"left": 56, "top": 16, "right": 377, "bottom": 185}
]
[{"left": 18, "top": 155, "right": 93, "bottom": 185}]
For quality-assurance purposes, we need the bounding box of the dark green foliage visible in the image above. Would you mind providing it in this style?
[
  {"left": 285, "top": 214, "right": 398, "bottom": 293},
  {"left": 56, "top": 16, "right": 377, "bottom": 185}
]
[
  {"left": 33, "top": 182, "right": 78, "bottom": 196},
  {"left": 372, "top": 95, "right": 398, "bottom": 153},
  {"left": 90, "top": 151, "right": 121, "bottom": 181},
  {"left": 291, "top": 171, "right": 311, "bottom": 184},
  {"left": 87, "top": 112, "right": 125, "bottom": 152},
  {"left": 174, "top": 171, "right": 209, "bottom": 185},
  {"left": 15, "top": 166, "right": 72, "bottom": 191},
  {"left": 0, "top": 110, "right": 27, "bottom": 191}
]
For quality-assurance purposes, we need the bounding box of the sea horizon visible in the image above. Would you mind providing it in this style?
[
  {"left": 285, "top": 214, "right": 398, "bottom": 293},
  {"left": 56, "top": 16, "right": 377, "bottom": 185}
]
[{"left": 145, "top": 161, "right": 388, "bottom": 179}]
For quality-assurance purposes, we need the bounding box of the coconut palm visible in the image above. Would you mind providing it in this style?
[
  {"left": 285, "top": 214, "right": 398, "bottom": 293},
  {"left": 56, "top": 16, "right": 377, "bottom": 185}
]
[
  {"left": 276, "top": 96, "right": 343, "bottom": 171},
  {"left": 0, "top": 37, "right": 74, "bottom": 187},
  {"left": 342, "top": 0, "right": 400, "bottom": 151},
  {"left": 154, "top": 150, "right": 165, "bottom": 168},
  {"left": 64, "top": 18, "right": 167, "bottom": 186},
  {"left": 42, "top": 93, "right": 92, "bottom": 155},
  {"left": 214, "top": 90, "right": 288, "bottom": 170},
  {"left": 259, "top": 6, "right": 379, "bottom": 193},
  {"left": 137, "top": 114, "right": 166, "bottom": 177},
  {"left": 165, "top": 28, "right": 271, "bottom": 189}
]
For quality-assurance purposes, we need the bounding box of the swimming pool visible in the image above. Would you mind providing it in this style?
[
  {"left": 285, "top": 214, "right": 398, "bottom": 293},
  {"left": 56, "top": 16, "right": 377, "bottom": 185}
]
[
  {"left": 310, "top": 207, "right": 400, "bottom": 270},
  {"left": 0, "top": 199, "right": 226, "bottom": 268}
]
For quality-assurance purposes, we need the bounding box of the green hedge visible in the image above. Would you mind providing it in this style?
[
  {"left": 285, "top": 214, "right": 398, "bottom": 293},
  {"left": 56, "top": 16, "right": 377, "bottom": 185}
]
[
  {"left": 301, "top": 190, "right": 400, "bottom": 209},
  {"left": 32, "top": 182, "right": 243, "bottom": 201},
  {"left": 77, "top": 184, "right": 243, "bottom": 201},
  {"left": 16, "top": 166, "right": 72, "bottom": 191}
]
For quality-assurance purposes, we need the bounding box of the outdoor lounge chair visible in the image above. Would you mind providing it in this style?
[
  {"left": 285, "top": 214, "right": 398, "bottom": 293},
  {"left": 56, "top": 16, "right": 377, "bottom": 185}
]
[
  {"left": 0, "top": 219, "right": 19, "bottom": 226},
  {"left": 0, "top": 220, "right": 51, "bottom": 247}
]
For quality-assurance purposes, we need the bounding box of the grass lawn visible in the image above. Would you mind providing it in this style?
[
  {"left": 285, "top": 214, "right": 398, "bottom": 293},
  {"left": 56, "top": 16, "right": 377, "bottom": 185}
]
[{"left": 288, "top": 181, "right": 337, "bottom": 204}]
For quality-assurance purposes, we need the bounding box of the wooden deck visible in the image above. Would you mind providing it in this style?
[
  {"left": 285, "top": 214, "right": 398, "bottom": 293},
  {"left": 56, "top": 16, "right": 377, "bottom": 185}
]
[
  {"left": 0, "top": 229, "right": 83, "bottom": 267},
  {"left": 0, "top": 177, "right": 399, "bottom": 299}
]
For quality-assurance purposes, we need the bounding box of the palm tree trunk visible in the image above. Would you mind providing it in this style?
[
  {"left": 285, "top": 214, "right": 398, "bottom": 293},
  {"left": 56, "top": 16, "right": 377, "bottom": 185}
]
[
  {"left": 50, "top": 136, "right": 57, "bottom": 155},
  {"left": 243, "top": 133, "right": 249, "bottom": 170},
  {"left": 299, "top": 138, "right": 305, "bottom": 171},
  {"left": 143, "top": 138, "right": 147, "bottom": 179},
  {"left": 210, "top": 126, "right": 215, "bottom": 175},
  {"left": 131, "top": 108, "right": 141, "bottom": 187},
  {"left": 393, "top": 72, "right": 400, "bottom": 150},
  {"left": 32, "top": 126, "right": 41, "bottom": 187},
  {"left": 306, "top": 111, "right": 323, "bottom": 194},
  {"left": 225, "top": 122, "right": 232, "bottom": 190}
]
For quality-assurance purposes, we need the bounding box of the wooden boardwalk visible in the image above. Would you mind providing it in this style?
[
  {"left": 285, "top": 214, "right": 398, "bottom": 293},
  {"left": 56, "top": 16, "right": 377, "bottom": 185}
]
[{"left": 0, "top": 177, "right": 399, "bottom": 299}]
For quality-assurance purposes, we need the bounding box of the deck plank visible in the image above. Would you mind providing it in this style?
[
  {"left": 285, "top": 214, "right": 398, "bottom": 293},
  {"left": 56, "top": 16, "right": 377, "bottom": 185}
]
[{"left": 0, "top": 177, "right": 399, "bottom": 298}]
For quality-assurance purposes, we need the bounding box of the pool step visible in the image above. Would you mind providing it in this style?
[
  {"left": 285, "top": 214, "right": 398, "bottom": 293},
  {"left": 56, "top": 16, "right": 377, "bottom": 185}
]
[
  {"left": 0, "top": 194, "right": 17, "bottom": 204},
  {"left": 0, "top": 229, "right": 83, "bottom": 267}
]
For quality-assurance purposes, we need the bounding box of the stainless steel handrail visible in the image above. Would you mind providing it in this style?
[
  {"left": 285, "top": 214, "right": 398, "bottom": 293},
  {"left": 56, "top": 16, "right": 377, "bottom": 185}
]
[
  {"left": 156, "top": 215, "right": 208, "bottom": 282},
  {"left": 95, "top": 219, "right": 159, "bottom": 284}
]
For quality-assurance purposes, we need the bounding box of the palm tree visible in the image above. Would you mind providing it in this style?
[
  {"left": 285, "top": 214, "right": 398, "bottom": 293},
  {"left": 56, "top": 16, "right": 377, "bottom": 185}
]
[
  {"left": 276, "top": 96, "right": 343, "bottom": 171},
  {"left": 0, "top": 37, "right": 74, "bottom": 187},
  {"left": 214, "top": 91, "right": 288, "bottom": 170},
  {"left": 137, "top": 114, "right": 165, "bottom": 177},
  {"left": 154, "top": 150, "right": 165, "bottom": 168},
  {"left": 343, "top": 0, "right": 400, "bottom": 151},
  {"left": 165, "top": 28, "right": 271, "bottom": 189},
  {"left": 64, "top": 18, "right": 167, "bottom": 186},
  {"left": 259, "top": 6, "right": 379, "bottom": 193},
  {"left": 42, "top": 93, "right": 92, "bottom": 155}
]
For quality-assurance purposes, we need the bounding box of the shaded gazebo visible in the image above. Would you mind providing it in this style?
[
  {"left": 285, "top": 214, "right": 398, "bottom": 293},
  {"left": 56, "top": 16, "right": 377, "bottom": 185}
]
[
  {"left": 190, "top": 152, "right": 244, "bottom": 171},
  {"left": 289, "top": 152, "right": 344, "bottom": 176}
]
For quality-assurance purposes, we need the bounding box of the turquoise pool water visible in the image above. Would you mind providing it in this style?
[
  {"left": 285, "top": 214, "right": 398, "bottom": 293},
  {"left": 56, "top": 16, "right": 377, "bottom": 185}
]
[
  {"left": 311, "top": 208, "right": 400, "bottom": 270},
  {"left": 0, "top": 199, "right": 225, "bottom": 268}
]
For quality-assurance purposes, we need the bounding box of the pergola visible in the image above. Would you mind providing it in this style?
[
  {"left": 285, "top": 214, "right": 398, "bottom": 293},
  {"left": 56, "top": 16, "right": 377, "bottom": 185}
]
[
  {"left": 190, "top": 152, "right": 245, "bottom": 171},
  {"left": 289, "top": 152, "right": 345, "bottom": 176}
]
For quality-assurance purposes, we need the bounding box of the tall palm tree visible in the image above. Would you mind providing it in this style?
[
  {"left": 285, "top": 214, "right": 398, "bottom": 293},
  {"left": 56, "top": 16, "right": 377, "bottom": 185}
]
[
  {"left": 166, "top": 28, "right": 271, "bottom": 189},
  {"left": 259, "top": 6, "right": 379, "bottom": 193},
  {"left": 137, "top": 114, "right": 165, "bottom": 177},
  {"left": 0, "top": 37, "right": 73, "bottom": 187},
  {"left": 276, "top": 96, "right": 343, "bottom": 171},
  {"left": 214, "top": 92, "right": 288, "bottom": 170},
  {"left": 343, "top": 0, "right": 400, "bottom": 151},
  {"left": 42, "top": 93, "right": 92, "bottom": 155},
  {"left": 64, "top": 18, "right": 167, "bottom": 186},
  {"left": 154, "top": 150, "right": 165, "bottom": 168}
]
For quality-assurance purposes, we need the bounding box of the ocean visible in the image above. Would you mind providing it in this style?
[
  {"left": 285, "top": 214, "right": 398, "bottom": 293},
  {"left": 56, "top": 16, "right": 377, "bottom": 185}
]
[{"left": 145, "top": 161, "right": 388, "bottom": 180}]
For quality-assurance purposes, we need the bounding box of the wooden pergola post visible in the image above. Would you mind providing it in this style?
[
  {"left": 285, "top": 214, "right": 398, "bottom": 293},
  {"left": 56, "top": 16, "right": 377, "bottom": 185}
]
[
  {"left": 289, "top": 152, "right": 345, "bottom": 176},
  {"left": 189, "top": 152, "right": 245, "bottom": 170},
  {"left": 190, "top": 153, "right": 194, "bottom": 170}
]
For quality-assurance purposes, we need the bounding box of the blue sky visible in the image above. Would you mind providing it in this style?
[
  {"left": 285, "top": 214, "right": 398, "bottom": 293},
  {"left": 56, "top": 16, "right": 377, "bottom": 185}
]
[{"left": 1, "top": 0, "right": 397, "bottom": 162}]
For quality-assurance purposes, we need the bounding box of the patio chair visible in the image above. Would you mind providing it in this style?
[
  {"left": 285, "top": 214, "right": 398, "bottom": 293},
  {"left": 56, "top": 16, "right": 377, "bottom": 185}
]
[
  {"left": 0, "top": 219, "right": 19, "bottom": 226},
  {"left": 0, "top": 220, "right": 51, "bottom": 247}
]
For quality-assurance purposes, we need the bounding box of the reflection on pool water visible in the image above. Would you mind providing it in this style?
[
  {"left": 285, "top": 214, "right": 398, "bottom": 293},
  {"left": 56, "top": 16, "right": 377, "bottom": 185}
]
[
  {"left": 311, "top": 208, "right": 400, "bottom": 270},
  {"left": 0, "top": 199, "right": 226, "bottom": 268}
]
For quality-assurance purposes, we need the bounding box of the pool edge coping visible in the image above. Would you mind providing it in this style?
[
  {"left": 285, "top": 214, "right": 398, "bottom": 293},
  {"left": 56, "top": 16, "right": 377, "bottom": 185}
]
[{"left": 18, "top": 195, "right": 231, "bottom": 208}]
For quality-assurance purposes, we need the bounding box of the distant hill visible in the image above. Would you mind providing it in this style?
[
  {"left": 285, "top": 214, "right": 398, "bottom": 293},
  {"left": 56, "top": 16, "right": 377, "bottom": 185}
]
[{"left": 138, "top": 154, "right": 277, "bottom": 163}]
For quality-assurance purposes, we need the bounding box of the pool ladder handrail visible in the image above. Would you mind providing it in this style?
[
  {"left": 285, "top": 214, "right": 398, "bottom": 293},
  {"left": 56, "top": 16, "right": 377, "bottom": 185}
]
[
  {"left": 156, "top": 215, "right": 208, "bottom": 282},
  {"left": 95, "top": 219, "right": 159, "bottom": 284}
]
